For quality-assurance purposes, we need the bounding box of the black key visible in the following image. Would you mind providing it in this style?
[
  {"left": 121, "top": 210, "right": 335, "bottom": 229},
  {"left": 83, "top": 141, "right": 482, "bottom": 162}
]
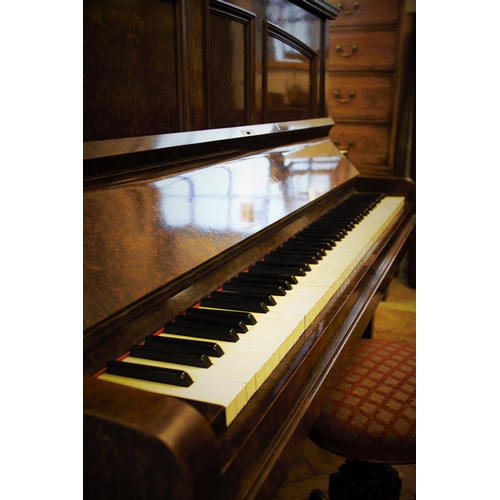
[
  {"left": 293, "top": 234, "right": 339, "bottom": 245},
  {"left": 316, "top": 219, "right": 356, "bottom": 229},
  {"left": 312, "top": 223, "right": 352, "bottom": 232},
  {"left": 235, "top": 273, "right": 294, "bottom": 289},
  {"left": 298, "top": 229, "right": 345, "bottom": 240},
  {"left": 270, "top": 248, "right": 322, "bottom": 262},
  {"left": 106, "top": 360, "right": 193, "bottom": 387},
  {"left": 260, "top": 255, "right": 312, "bottom": 270},
  {"left": 200, "top": 296, "right": 269, "bottom": 313},
  {"left": 175, "top": 314, "right": 248, "bottom": 334},
  {"left": 130, "top": 344, "right": 212, "bottom": 368},
  {"left": 246, "top": 266, "right": 299, "bottom": 283},
  {"left": 208, "top": 290, "right": 276, "bottom": 306},
  {"left": 223, "top": 281, "right": 286, "bottom": 296},
  {"left": 330, "top": 209, "right": 366, "bottom": 217},
  {"left": 325, "top": 214, "right": 362, "bottom": 223},
  {"left": 282, "top": 240, "right": 330, "bottom": 254},
  {"left": 186, "top": 307, "right": 257, "bottom": 326},
  {"left": 253, "top": 262, "right": 307, "bottom": 276},
  {"left": 163, "top": 322, "right": 239, "bottom": 342},
  {"left": 296, "top": 232, "right": 345, "bottom": 243},
  {"left": 311, "top": 224, "right": 350, "bottom": 234},
  {"left": 145, "top": 334, "right": 224, "bottom": 357}
]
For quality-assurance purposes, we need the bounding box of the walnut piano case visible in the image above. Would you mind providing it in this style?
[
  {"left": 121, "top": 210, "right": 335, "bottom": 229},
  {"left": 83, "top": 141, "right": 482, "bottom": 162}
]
[{"left": 83, "top": 118, "right": 415, "bottom": 500}]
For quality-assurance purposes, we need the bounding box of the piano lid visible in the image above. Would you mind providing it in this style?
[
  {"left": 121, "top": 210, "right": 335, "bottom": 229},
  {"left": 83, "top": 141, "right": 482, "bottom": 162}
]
[
  {"left": 83, "top": 118, "right": 337, "bottom": 161},
  {"left": 83, "top": 118, "right": 359, "bottom": 332}
]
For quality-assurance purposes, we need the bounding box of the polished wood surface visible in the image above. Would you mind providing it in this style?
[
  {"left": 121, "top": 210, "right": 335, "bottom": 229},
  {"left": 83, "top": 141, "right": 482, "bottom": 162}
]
[
  {"left": 83, "top": 0, "right": 182, "bottom": 140},
  {"left": 84, "top": 131, "right": 358, "bottom": 332},
  {"left": 83, "top": 0, "right": 339, "bottom": 142},
  {"left": 328, "top": 74, "right": 393, "bottom": 121},
  {"left": 83, "top": 118, "right": 356, "bottom": 371},
  {"left": 330, "top": 29, "right": 398, "bottom": 71},
  {"left": 329, "top": 123, "right": 391, "bottom": 174},
  {"left": 84, "top": 376, "right": 221, "bottom": 500},
  {"left": 332, "top": 0, "right": 401, "bottom": 27},
  {"left": 83, "top": 119, "right": 416, "bottom": 499},
  {"left": 328, "top": 0, "right": 407, "bottom": 177},
  {"left": 83, "top": 2, "right": 416, "bottom": 498}
]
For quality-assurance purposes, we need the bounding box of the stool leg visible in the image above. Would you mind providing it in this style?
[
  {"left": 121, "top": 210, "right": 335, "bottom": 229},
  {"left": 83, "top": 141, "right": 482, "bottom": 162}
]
[
  {"left": 309, "top": 489, "right": 329, "bottom": 500},
  {"left": 328, "top": 459, "right": 402, "bottom": 500},
  {"left": 361, "top": 319, "right": 373, "bottom": 339}
]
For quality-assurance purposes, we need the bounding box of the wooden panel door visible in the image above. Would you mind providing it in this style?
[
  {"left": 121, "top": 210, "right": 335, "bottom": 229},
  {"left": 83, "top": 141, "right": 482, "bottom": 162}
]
[{"left": 83, "top": 0, "right": 339, "bottom": 142}]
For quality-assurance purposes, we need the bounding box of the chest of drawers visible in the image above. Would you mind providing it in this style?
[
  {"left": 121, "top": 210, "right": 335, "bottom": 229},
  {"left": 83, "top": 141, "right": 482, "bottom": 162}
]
[{"left": 328, "top": 0, "right": 406, "bottom": 176}]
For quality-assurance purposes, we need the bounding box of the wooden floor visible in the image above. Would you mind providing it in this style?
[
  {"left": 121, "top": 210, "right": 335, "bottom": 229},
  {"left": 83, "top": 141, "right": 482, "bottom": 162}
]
[{"left": 273, "top": 271, "right": 417, "bottom": 500}]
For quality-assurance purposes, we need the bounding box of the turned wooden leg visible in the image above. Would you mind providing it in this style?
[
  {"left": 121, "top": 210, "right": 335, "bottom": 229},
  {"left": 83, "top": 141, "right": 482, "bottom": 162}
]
[
  {"left": 328, "top": 459, "right": 402, "bottom": 500},
  {"left": 309, "top": 488, "right": 329, "bottom": 500},
  {"left": 361, "top": 319, "right": 373, "bottom": 339}
]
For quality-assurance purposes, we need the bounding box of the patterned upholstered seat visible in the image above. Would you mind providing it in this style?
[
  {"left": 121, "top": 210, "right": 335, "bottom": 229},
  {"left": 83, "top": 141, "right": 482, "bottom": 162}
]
[{"left": 309, "top": 339, "right": 416, "bottom": 499}]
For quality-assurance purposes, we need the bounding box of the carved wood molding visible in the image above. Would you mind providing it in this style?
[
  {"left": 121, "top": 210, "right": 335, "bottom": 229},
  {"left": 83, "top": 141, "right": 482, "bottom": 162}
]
[
  {"left": 263, "top": 21, "right": 319, "bottom": 120},
  {"left": 290, "top": 0, "right": 340, "bottom": 19},
  {"left": 207, "top": 0, "right": 256, "bottom": 126}
]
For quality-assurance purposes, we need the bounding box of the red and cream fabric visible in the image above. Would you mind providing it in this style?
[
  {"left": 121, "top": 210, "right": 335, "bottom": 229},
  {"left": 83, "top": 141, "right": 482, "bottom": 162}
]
[{"left": 310, "top": 339, "right": 416, "bottom": 464}]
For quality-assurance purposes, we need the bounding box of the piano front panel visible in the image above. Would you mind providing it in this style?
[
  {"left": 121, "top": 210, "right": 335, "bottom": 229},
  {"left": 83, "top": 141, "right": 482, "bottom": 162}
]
[{"left": 83, "top": 0, "right": 338, "bottom": 142}]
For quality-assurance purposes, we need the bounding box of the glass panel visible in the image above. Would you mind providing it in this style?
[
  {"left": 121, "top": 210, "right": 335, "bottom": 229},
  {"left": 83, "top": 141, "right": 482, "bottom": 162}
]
[
  {"left": 267, "top": 38, "right": 310, "bottom": 122},
  {"left": 209, "top": 14, "right": 246, "bottom": 128}
]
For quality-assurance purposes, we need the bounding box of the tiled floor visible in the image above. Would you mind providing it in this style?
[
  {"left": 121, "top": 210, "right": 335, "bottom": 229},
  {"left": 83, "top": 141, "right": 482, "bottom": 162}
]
[{"left": 274, "top": 273, "right": 416, "bottom": 500}]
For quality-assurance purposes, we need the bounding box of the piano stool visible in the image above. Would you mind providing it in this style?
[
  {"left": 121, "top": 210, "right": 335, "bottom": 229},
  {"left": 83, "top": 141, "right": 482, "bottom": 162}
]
[{"left": 307, "top": 339, "right": 416, "bottom": 500}]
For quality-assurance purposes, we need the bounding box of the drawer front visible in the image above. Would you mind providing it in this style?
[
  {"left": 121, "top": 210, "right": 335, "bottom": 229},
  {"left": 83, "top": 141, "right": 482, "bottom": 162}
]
[
  {"left": 328, "top": 75, "right": 393, "bottom": 121},
  {"left": 333, "top": 0, "right": 400, "bottom": 27},
  {"left": 329, "top": 124, "right": 390, "bottom": 167},
  {"left": 329, "top": 30, "right": 397, "bottom": 71}
]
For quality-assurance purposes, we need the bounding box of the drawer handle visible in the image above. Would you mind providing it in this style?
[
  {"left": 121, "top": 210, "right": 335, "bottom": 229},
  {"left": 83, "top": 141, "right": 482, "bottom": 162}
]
[
  {"left": 333, "top": 140, "right": 355, "bottom": 154},
  {"left": 335, "top": 44, "right": 358, "bottom": 57},
  {"left": 337, "top": 2, "right": 360, "bottom": 15},
  {"left": 333, "top": 90, "right": 356, "bottom": 103}
]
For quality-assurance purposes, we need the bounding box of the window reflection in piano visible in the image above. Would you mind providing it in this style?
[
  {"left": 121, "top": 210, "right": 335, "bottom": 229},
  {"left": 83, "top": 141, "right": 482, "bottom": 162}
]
[
  {"left": 84, "top": 138, "right": 347, "bottom": 329},
  {"left": 267, "top": 39, "right": 311, "bottom": 122},
  {"left": 159, "top": 145, "right": 341, "bottom": 235}
]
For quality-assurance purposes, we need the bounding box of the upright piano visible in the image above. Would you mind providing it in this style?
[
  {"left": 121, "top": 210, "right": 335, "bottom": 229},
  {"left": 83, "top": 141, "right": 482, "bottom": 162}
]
[
  {"left": 83, "top": 116, "right": 416, "bottom": 500},
  {"left": 84, "top": 0, "right": 415, "bottom": 497}
]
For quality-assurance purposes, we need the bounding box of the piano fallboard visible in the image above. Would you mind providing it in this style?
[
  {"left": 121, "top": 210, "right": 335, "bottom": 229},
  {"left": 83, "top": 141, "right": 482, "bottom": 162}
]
[{"left": 83, "top": 118, "right": 415, "bottom": 500}]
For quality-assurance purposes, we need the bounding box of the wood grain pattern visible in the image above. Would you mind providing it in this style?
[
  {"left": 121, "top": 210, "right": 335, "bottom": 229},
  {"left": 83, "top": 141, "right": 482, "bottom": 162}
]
[
  {"left": 83, "top": 2, "right": 417, "bottom": 499},
  {"left": 329, "top": 123, "right": 390, "bottom": 167},
  {"left": 83, "top": 0, "right": 338, "bottom": 142},
  {"left": 329, "top": 29, "right": 398, "bottom": 71},
  {"left": 328, "top": 74, "right": 393, "bottom": 121},
  {"left": 327, "top": 0, "right": 407, "bottom": 176},
  {"left": 333, "top": 0, "right": 400, "bottom": 27},
  {"left": 84, "top": 376, "right": 221, "bottom": 500},
  {"left": 83, "top": 0, "right": 182, "bottom": 141}
]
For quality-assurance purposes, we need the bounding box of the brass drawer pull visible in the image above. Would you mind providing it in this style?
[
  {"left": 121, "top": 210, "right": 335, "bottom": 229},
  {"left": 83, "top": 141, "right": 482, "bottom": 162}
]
[
  {"left": 333, "top": 140, "right": 355, "bottom": 154},
  {"left": 337, "top": 2, "right": 360, "bottom": 15},
  {"left": 333, "top": 90, "right": 356, "bottom": 103},
  {"left": 335, "top": 44, "right": 358, "bottom": 57}
]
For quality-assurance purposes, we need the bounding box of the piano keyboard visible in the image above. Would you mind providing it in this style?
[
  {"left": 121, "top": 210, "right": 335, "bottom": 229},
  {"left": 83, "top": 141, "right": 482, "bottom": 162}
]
[{"left": 98, "top": 194, "right": 405, "bottom": 426}]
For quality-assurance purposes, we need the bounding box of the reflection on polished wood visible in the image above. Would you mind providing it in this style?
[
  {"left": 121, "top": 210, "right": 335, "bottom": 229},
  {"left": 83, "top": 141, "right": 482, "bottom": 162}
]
[
  {"left": 83, "top": 0, "right": 338, "bottom": 142},
  {"left": 84, "top": 120, "right": 356, "bottom": 332},
  {"left": 83, "top": 2, "right": 416, "bottom": 499}
]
